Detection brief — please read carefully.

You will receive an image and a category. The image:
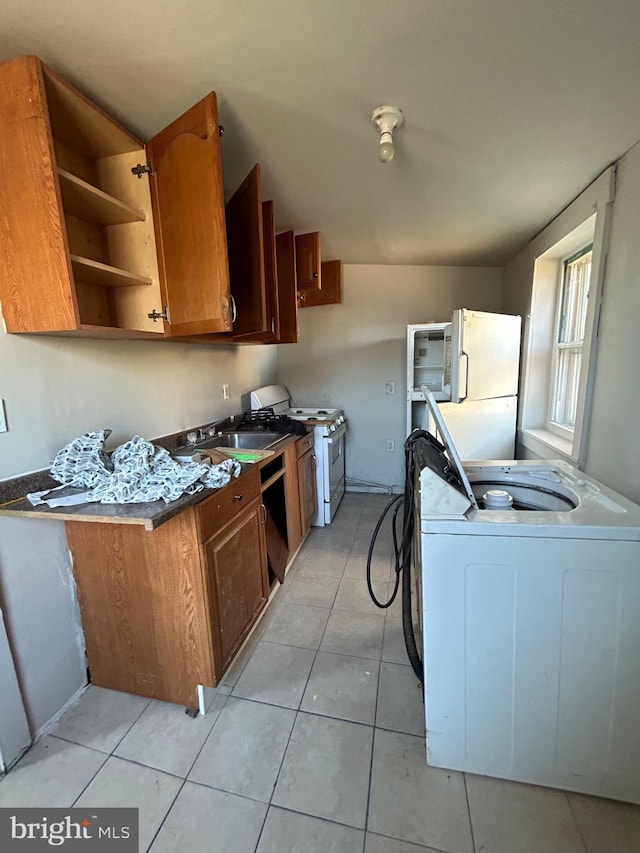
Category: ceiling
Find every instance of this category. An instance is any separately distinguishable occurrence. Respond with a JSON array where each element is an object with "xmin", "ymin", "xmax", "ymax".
[{"xmin": 2, "ymin": 0, "xmax": 640, "ymax": 266}]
